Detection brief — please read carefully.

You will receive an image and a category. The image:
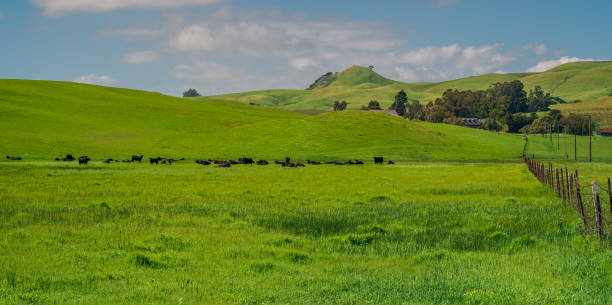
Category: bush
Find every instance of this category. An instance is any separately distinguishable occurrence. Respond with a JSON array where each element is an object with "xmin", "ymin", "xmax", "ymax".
[{"xmin": 182, "ymin": 88, "xmax": 201, "ymax": 97}]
